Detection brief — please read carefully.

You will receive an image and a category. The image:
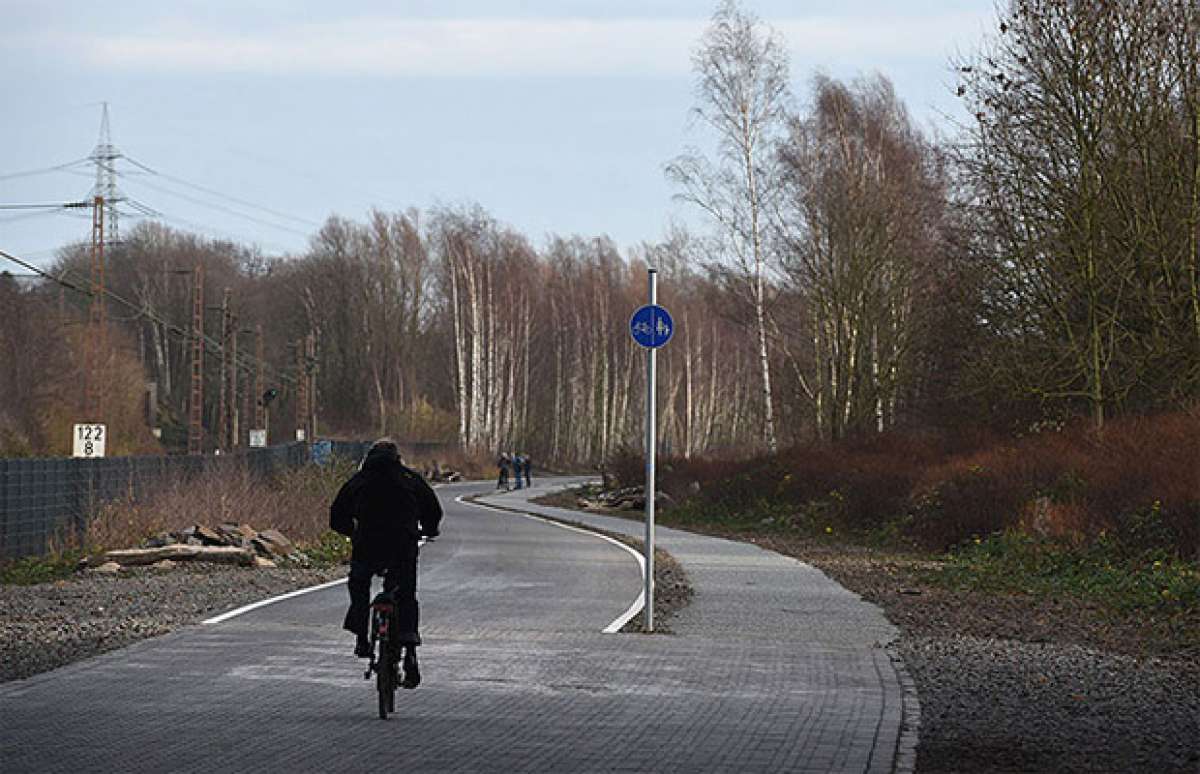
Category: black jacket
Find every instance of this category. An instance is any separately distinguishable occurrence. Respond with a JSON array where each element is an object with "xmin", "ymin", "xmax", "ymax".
[{"xmin": 329, "ymin": 449, "xmax": 443, "ymax": 564}]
